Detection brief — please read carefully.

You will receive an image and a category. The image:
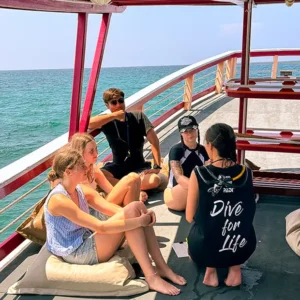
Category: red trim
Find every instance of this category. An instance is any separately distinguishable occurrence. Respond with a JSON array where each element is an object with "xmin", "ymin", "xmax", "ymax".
[
  {"xmin": 0, "ymin": 0, "xmax": 126, "ymax": 14},
  {"xmin": 227, "ymin": 90, "xmax": 300, "ymax": 100},
  {"xmin": 128, "ymin": 59, "xmax": 230, "ymax": 111},
  {"xmin": 246, "ymin": 50, "xmax": 300, "ymax": 58},
  {"xmin": 237, "ymin": 0, "xmax": 252, "ymax": 164},
  {"xmin": 253, "ymin": 171, "xmax": 300, "ymax": 180},
  {"xmin": 0, "ymin": 158, "xmax": 52, "ymax": 200},
  {"xmin": 253, "ymin": 184, "xmax": 300, "ymax": 197},
  {"xmin": 79, "ymin": 13, "xmax": 111, "ymax": 133},
  {"xmin": 112, "ymin": 0, "xmax": 232, "ymax": 5},
  {"xmin": 2, "ymin": 0, "xmax": 300, "ymax": 12},
  {"xmin": 245, "ymin": 130, "xmax": 300, "ymax": 140},
  {"xmin": 152, "ymin": 102, "xmax": 184, "ymax": 127},
  {"xmin": 69, "ymin": 13, "xmax": 88, "ymax": 140},
  {"xmin": 191, "ymin": 86, "xmax": 215, "ymax": 101},
  {"xmin": 240, "ymin": 2, "xmax": 251, "ymax": 86},
  {"xmin": 237, "ymin": 141, "xmax": 300, "ymax": 154},
  {"xmin": 102, "ymin": 153, "xmax": 113, "ymax": 163},
  {"xmin": 0, "ymin": 232, "xmax": 25, "ymax": 261},
  {"xmin": 111, "ymin": 0, "xmax": 300, "ymax": 6}
]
